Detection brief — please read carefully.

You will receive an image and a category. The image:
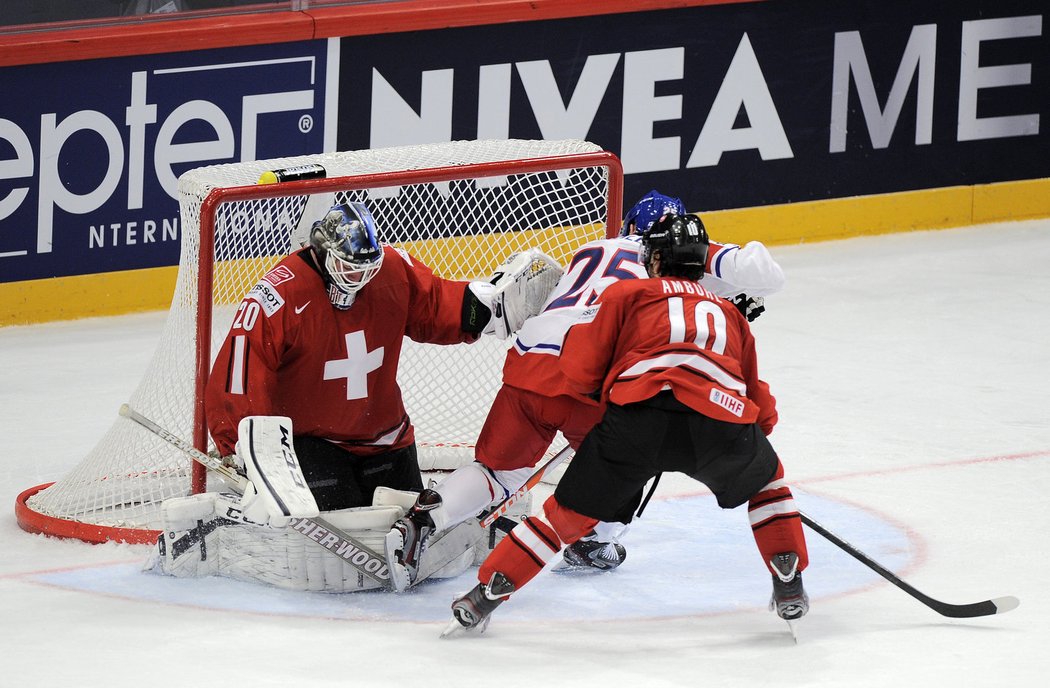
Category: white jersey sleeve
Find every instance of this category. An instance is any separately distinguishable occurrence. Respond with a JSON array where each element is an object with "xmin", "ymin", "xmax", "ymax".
[{"xmin": 702, "ymin": 241, "xmax": 785, "ymax": 298}]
